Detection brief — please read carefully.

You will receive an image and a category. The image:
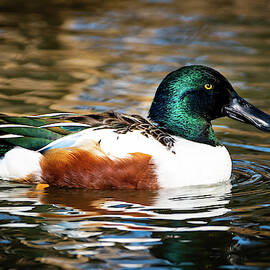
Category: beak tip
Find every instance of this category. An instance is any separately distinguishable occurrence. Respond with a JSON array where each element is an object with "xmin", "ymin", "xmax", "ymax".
[
  {"xmin": 258, "ymin": 124, "xmax": 270, "ymax": 132},
  {"xmin": 224, "ymin": 97, "xmax": 270, "ymax": 133}
]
